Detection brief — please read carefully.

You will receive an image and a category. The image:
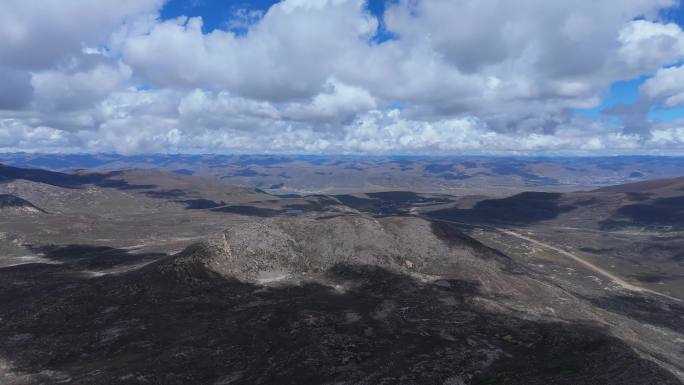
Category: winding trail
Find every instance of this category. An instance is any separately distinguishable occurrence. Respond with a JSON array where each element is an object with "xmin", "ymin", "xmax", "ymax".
[
  {"xmin": 498, "ymin": 228, "xmax": 682, "ymax": 302},
  {"xmin": 423, "ymin": 216, "xmax": 683, "ymax": 303}
]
